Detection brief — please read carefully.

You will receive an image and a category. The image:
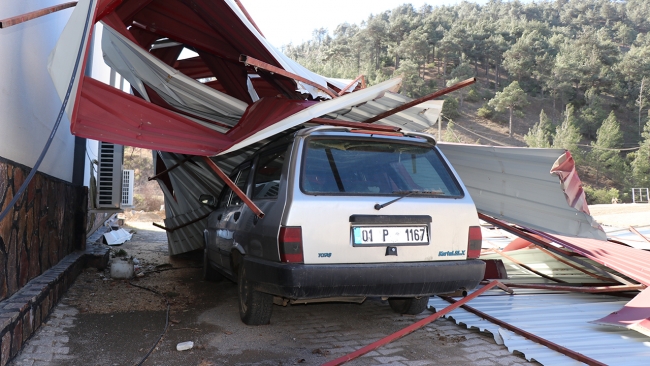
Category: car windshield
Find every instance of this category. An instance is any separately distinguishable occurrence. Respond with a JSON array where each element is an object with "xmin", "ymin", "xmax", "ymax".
[{"xmin": 301, "ymin": 138, "xmax": 463, "ymax": 197}]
